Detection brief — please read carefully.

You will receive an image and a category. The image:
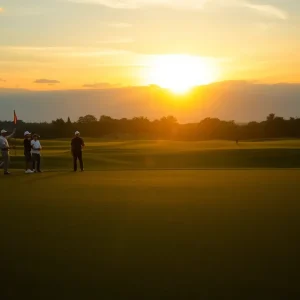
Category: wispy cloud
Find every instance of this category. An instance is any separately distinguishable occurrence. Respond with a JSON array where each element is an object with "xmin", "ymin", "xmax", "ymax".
[
  {"xmin": 0, "ymin": 78, "xmax": 6, "ymax": 82},
  {"xmin": 243, "ymin": 3, "xmax": 288, "ymax": 20},
  {"xmin": 208, "ymin": 0, "xmax": 288, "ymax": 20},
  {"xmin": 34, "ymin": 79, "xmax": 60, "ymax": 84},
  {"xmin": 67, "ymin": 0, "xmax": 288, "ymax": 20}
]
